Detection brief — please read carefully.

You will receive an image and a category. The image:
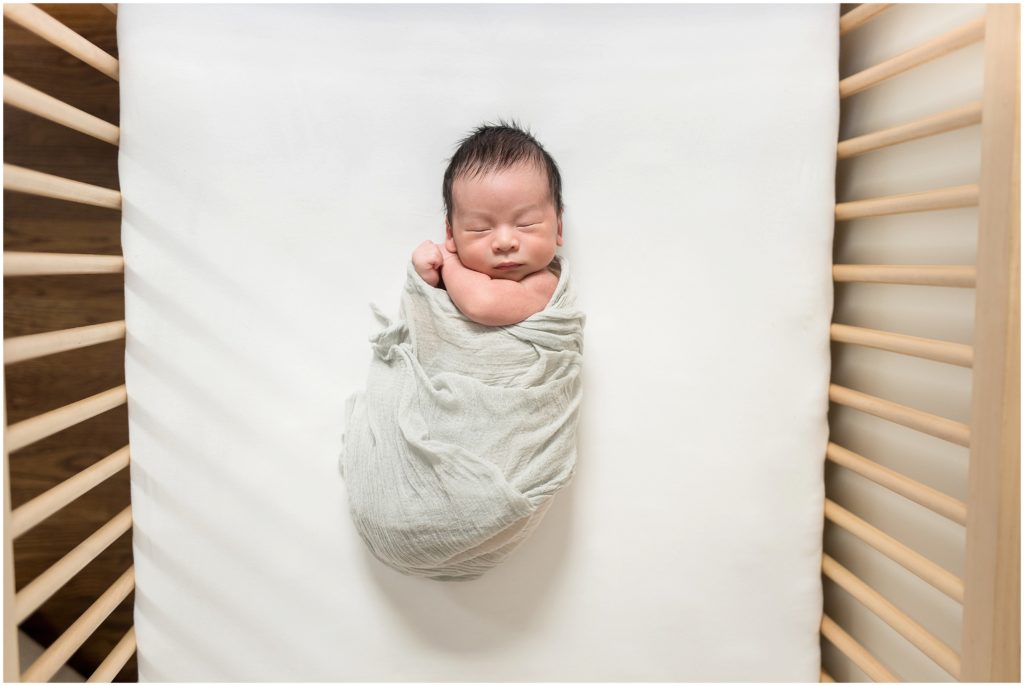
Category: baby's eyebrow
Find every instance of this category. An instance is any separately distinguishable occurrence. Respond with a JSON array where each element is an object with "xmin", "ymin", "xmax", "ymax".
[{"xmin": 463, "ymin": 203, "xmax": 539, "ymax": 219}]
